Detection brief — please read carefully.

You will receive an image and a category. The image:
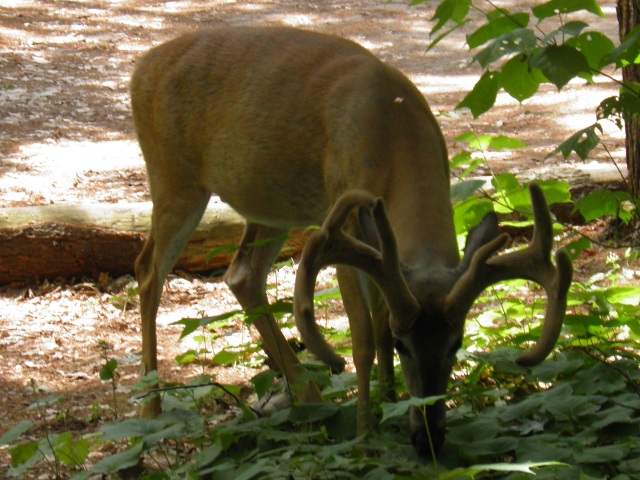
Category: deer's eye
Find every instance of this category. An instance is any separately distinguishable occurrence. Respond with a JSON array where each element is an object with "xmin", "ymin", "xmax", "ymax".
[{"xmin": 393, "ymin": 338, "xmax": 408, "ymax": 355}]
